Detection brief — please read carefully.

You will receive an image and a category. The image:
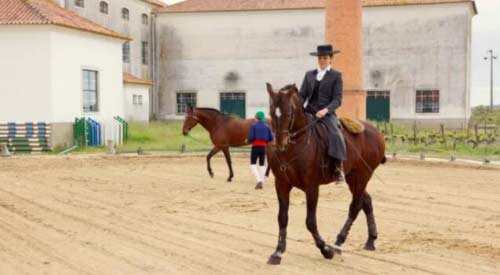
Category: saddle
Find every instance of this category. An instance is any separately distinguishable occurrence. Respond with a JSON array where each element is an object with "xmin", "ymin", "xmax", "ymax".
[{"xmin": 339, "ymin": 117, "xmax": 365, "ymax": 134}]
